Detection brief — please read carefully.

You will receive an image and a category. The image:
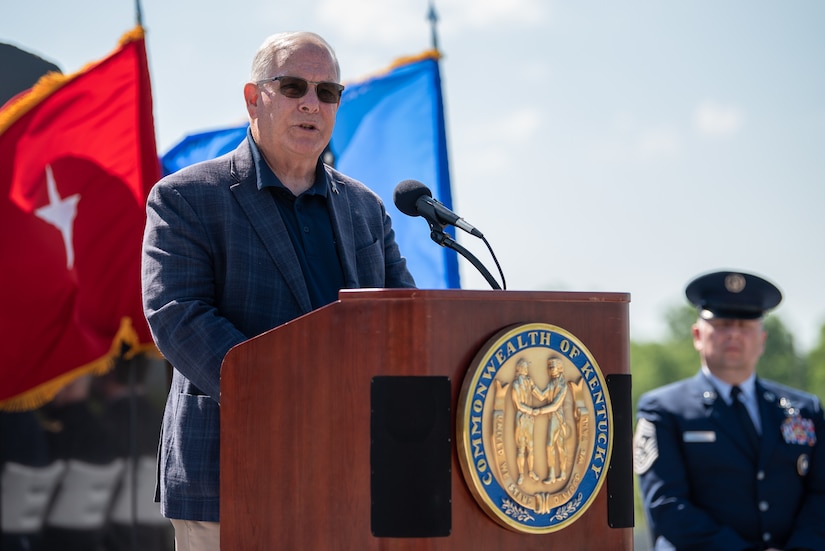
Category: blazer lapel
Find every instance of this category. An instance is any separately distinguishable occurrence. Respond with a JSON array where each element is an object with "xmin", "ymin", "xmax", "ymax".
[
  {"xmin": 325, "ymin": 169, "xmax": 359, "ymax": 288},
  {"xmin": 229, "ymin": 146, "xmax": 312, "ymax": 313}
]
